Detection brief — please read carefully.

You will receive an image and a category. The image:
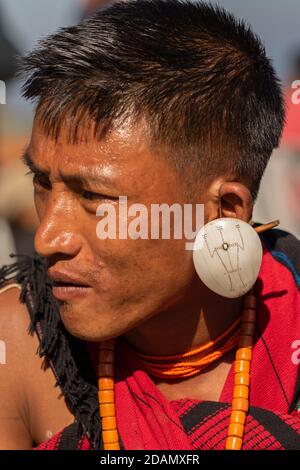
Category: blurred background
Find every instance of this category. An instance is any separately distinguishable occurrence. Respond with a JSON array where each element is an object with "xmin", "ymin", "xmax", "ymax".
[{"xmin": 0, "ymin": 0, "xmax": 300, "ymax": 266}]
